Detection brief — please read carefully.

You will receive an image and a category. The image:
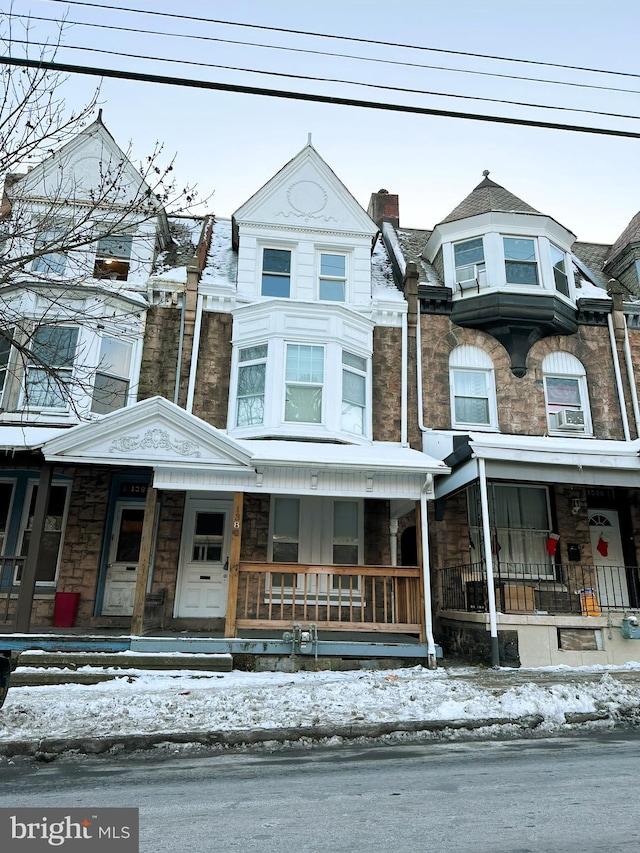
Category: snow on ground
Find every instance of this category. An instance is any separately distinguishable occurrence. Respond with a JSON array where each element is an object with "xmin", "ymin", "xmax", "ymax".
[{"xmin": 2, "ymin": 664, "xmax": 640, "ymax": 744}]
